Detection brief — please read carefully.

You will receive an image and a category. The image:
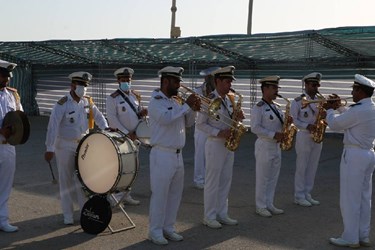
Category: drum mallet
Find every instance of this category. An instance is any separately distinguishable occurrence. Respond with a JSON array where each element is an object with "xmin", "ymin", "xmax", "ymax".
[{"xmin": 48, "ymin": 161, "xmax": 58, "ymax": 184}]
